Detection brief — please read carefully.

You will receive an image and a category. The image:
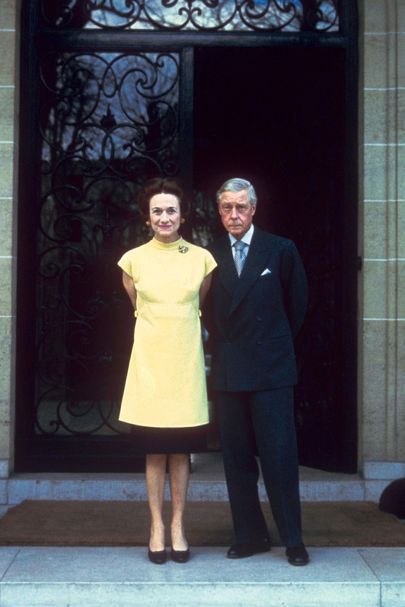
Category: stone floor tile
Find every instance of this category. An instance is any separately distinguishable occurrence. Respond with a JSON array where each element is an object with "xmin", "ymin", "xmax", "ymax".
[
  {"xmin": 0, "ymin": 547, "xmax": 382, "ymax": 607},
  {"xmin": 0, "ymin": 547, "xmax": 19, "ymax": 579},
  {"xmin": 0, "ymin": 547, "xmax": 378, "ymax": 584},
  {"xmin": 359, "ymin": 549, "xmax": 405, "ymax": 607}
]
